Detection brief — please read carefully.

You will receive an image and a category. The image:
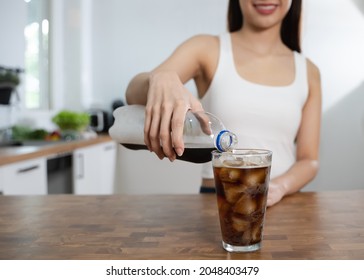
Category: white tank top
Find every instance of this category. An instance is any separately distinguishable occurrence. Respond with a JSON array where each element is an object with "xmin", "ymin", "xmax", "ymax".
[{"xmin": 201, "ymin": 33, "xmax": 309, "ymax": 179}]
